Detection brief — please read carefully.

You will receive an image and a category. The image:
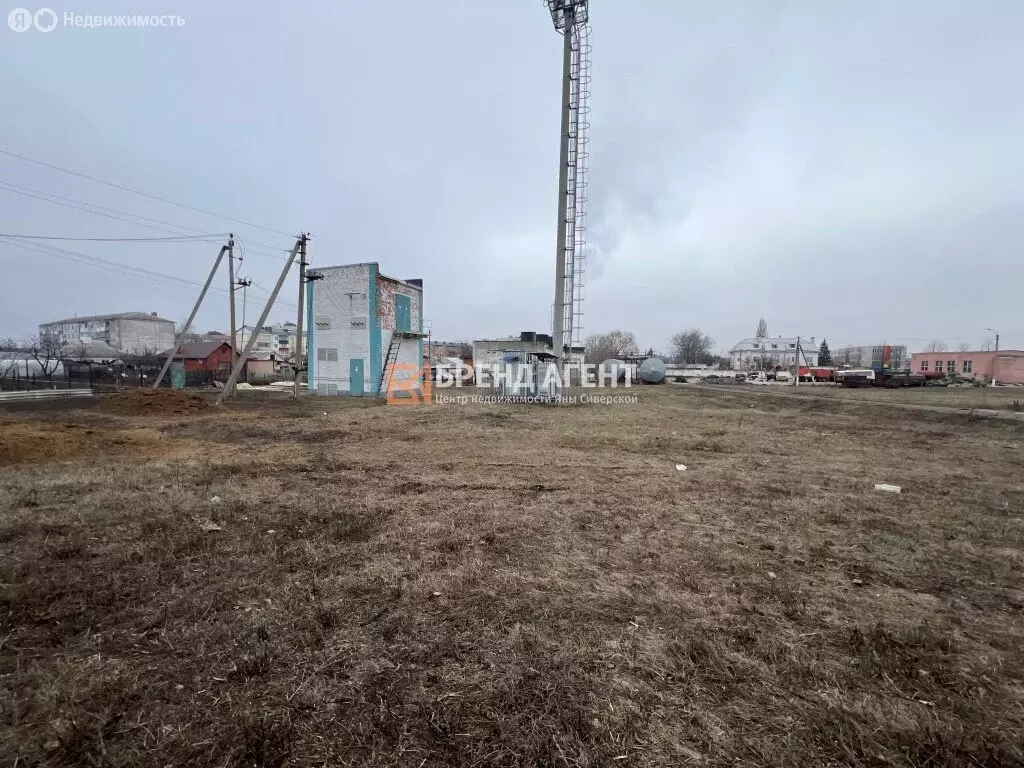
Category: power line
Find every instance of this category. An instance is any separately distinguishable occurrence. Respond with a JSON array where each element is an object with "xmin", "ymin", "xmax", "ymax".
[
  {"xmin": 0, "ymin": 236, "xmax": 224, "ymax": 293},
  {"xmin": 0, "ymin": 235, "xmax": 299, "ymax": 311},
  {"xmin": 0, "ymin": 180, "xmax": 292, "ymax": 260},
  {"xmin": 0, "ymin": 147, "xmax": 297, "ymax": 239},
  {"xmin": 1, "ymin": 236, "xmax": 221, "ymax": 287},
  {"xmin": 0, "ymin": 233, "xmax": 224, "ymax": 242}
]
